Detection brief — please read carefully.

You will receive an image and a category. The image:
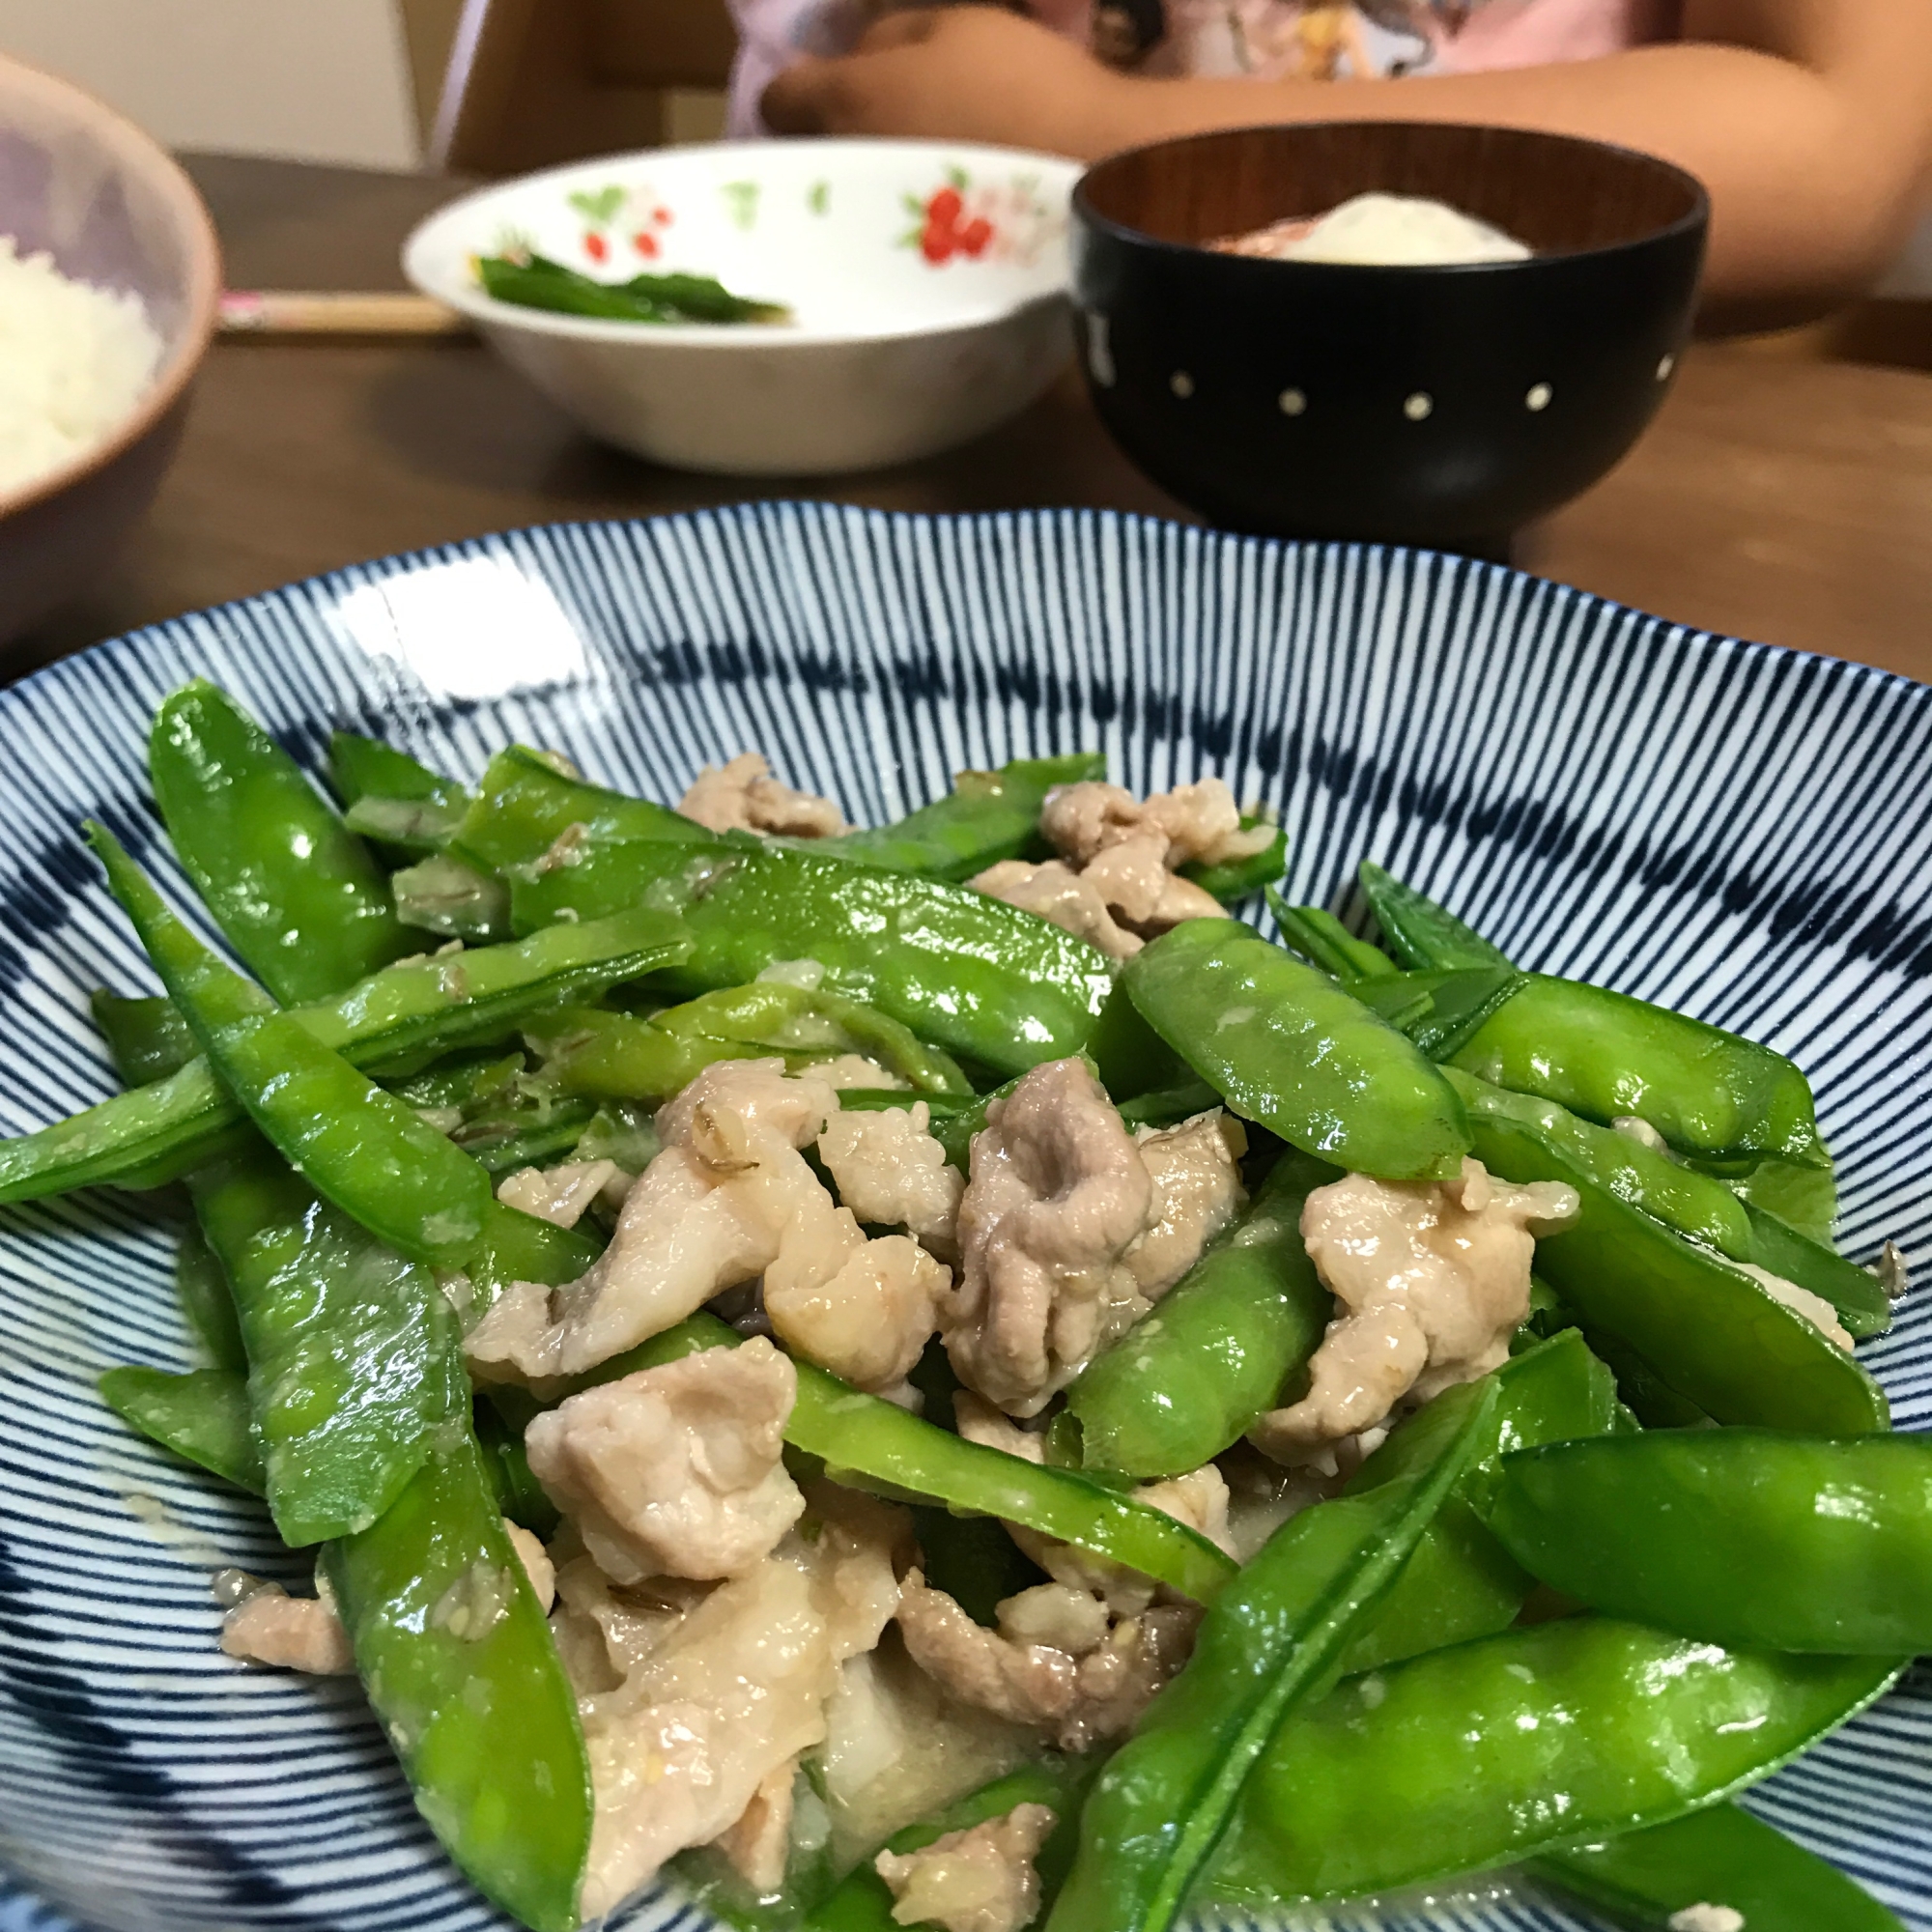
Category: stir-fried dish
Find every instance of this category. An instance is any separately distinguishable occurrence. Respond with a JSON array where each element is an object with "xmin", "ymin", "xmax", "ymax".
[{"xmin": 6, "ymin": 681, "xmax": 1921, "ymax": 1932}]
